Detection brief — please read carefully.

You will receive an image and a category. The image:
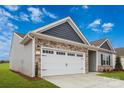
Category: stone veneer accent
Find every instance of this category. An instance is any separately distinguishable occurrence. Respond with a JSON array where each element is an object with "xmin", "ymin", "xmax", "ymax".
[
  {"xmin": 98, "ymin": 66, "xmax": 113, "ymax": 72},
  {"xmin": 34, "ymin": 38, "xmax": 89, "ymax": 77}
]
